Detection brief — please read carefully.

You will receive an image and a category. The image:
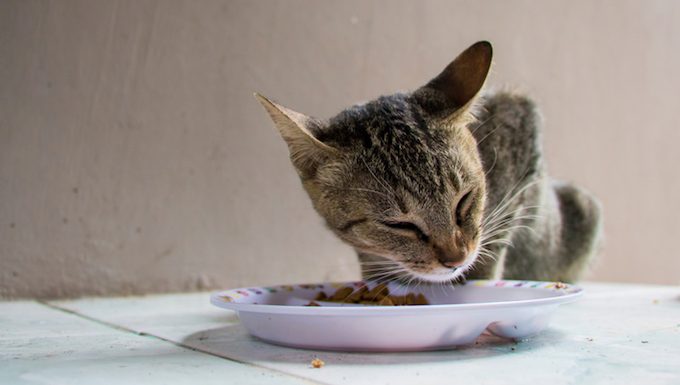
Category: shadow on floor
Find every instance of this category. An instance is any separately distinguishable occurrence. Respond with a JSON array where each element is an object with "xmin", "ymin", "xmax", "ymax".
[{"xmin": 180, "ymin": 323, "xmax": 565, "ymax": 365}]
